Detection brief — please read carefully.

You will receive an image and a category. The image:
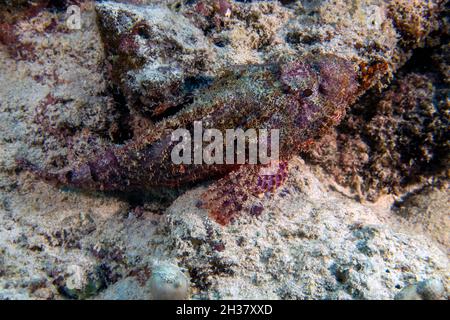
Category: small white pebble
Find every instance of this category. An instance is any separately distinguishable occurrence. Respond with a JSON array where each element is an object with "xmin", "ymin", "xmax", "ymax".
[{"xmin": 149, "ymin": 262, "xmax": 190, "ymax": 300}]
